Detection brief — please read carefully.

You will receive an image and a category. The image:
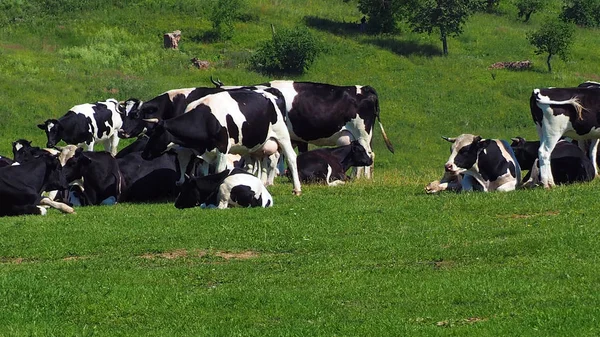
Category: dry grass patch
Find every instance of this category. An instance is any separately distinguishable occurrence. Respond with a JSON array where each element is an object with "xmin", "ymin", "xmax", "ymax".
[{"xmin": 139, "ymin": 249, "xmax": 260, "ymax": 261}]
